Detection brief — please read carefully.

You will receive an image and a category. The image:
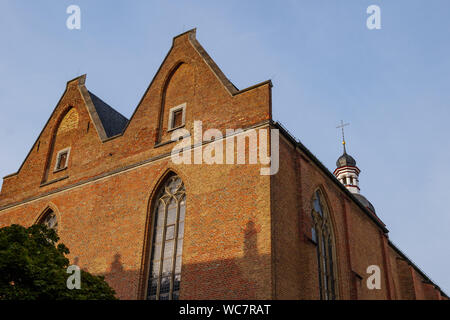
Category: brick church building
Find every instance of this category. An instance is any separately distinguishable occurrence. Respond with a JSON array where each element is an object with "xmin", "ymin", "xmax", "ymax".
[{"xmin": 0, "ymin": 29, "xmax": 447, "ymax": 300}]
